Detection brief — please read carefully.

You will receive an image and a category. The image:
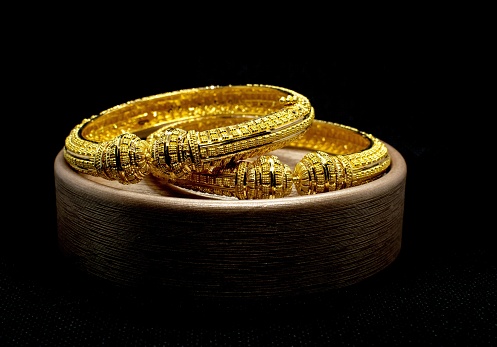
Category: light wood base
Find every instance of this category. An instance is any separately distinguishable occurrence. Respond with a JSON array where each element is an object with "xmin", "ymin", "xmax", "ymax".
[{"xmin": 54, "ymin": 144, "xmax": 407, "ymax": 299}]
